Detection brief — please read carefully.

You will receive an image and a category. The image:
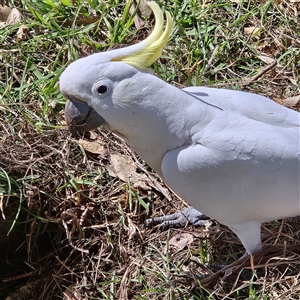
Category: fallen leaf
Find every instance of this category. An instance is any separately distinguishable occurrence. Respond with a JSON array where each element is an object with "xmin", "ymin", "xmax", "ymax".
[
  {"xmin": 107, "ymin": 153, "xmax": 151, "ymax": 190},
  {"xmin": 255, "ymin": 40, "xmax": 269, "ymax": 52},
  {"xmin": 137, "ymin": 0, "xmax": 151, "ymax": 16},
  {"xmin": 16, "ymin": 24, "xmax": 27, "ymax": 41},
  {"xmin": 78, "ymin": 138, "xmax": 107, "ymax": 155},
  {"xmin": 107, "ymin": 153, "xmax": 136, "ymax": 181},
  {"xmin": 127, "ymin": 0, "xmax": 150, "ymax": 30},
  {"xmin": 273, "ymin": 97, "xmax": 283, "ymax": 105},
  {"xmin": 63, "ymin": 15, "xmax": 99, "ymax": 27},
  {"xmin": 282, "ymin": 95, "xmax": 300, "ymax": 107},
  {"xmin": 127, "ymin": 216, "xmax": 141, "ymax": 241},
  {"xmin": 167, "ymin": 233, "xmax": 194, "ymax": 251},
  {"xmin": 0, "ymin": 5, "xmax": 23, "ymax": 43},
  {"xmin": 257, "ymin": 55, "xmax": 276, "ymax": 65},
  {"xmin": 244, "ymin": 26, "xmax": 261, "ymax": 39},
  {"xmin": 129, "ymin": 2, "xmax": 144, "ymax": 30},
  {"xmin": 6, "ymin": 7, "xmax": 21, "ymax": 25},
  {"xmin": 0, "ymin": 6, "xmax": 11, "ymax": 23},
  {"xmin": 0, "ymin": 6, "xmax": 21, "ymax": 26},
  {"xmin": 89, "ymin": 131, "xmax": 98, "ymax": 140}
]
